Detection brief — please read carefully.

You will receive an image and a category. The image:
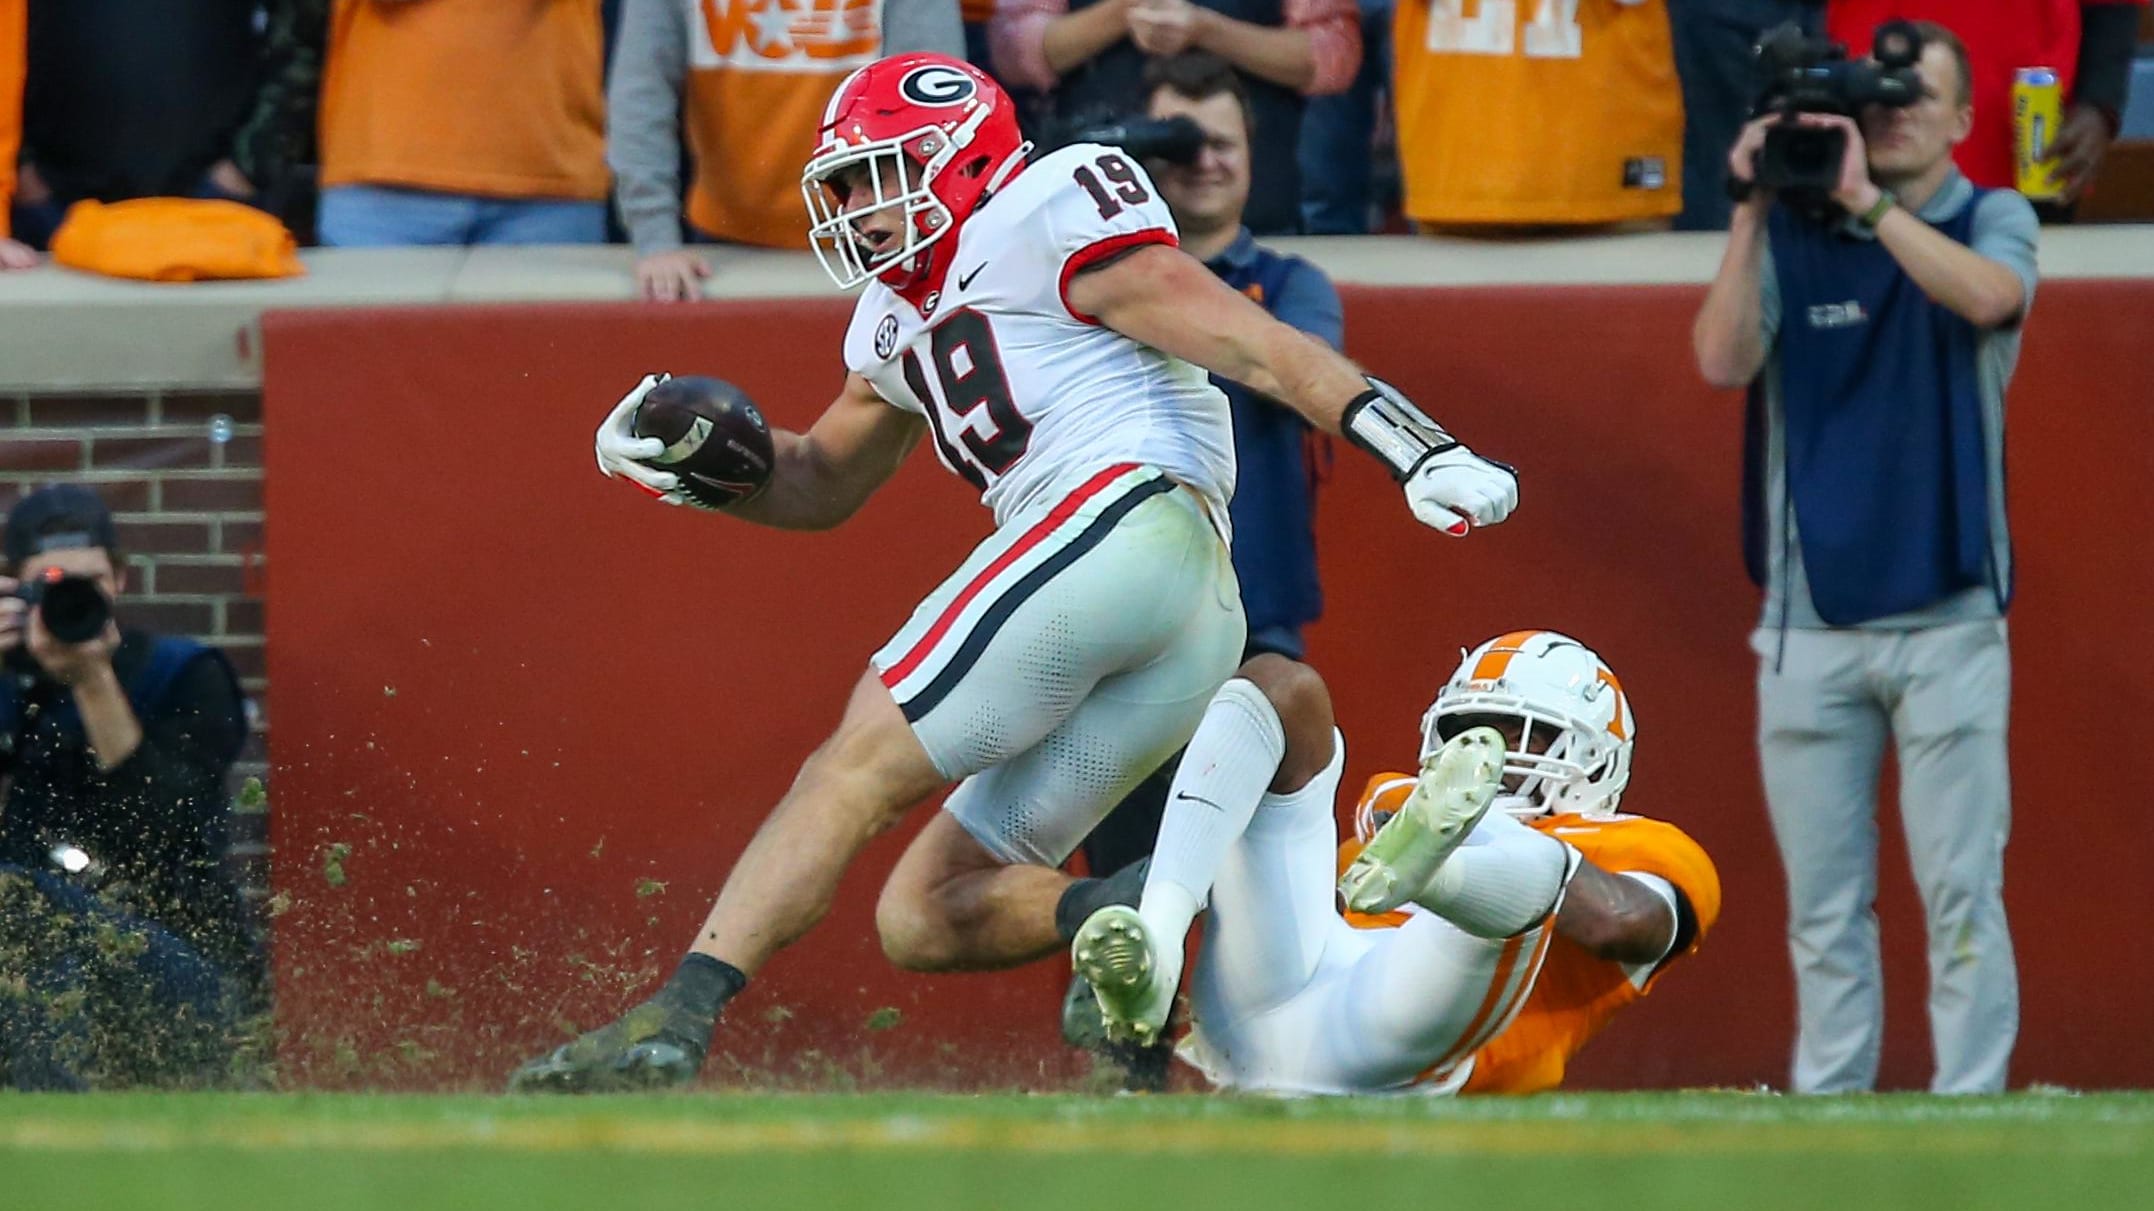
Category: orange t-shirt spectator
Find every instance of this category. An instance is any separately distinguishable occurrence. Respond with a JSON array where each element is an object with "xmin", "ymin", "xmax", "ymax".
[
  {"xmin": 317, "ymin": 0, "xmax": 609, "ymax": 246},
  {"xmin": 1, "ymin": 0, "xmax": 29, "ymax": 267},
  {"xmin": 1391, "ymin": 0, "xmax": 1683, "ymax": 228}
]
